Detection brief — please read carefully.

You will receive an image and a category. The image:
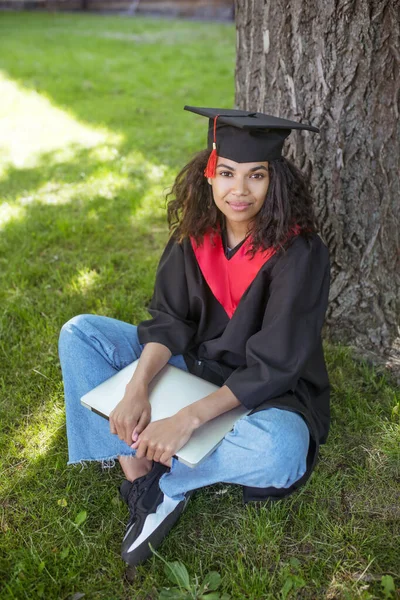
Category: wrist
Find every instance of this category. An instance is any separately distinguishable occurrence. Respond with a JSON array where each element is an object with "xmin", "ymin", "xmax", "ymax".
[
  {"xmin": 178, "ymin": 406, "xmax": 202, "ymax": 431},
  {"xmin": 126, "ymin": 379, "xmax": 148, "ymax": 396}
]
